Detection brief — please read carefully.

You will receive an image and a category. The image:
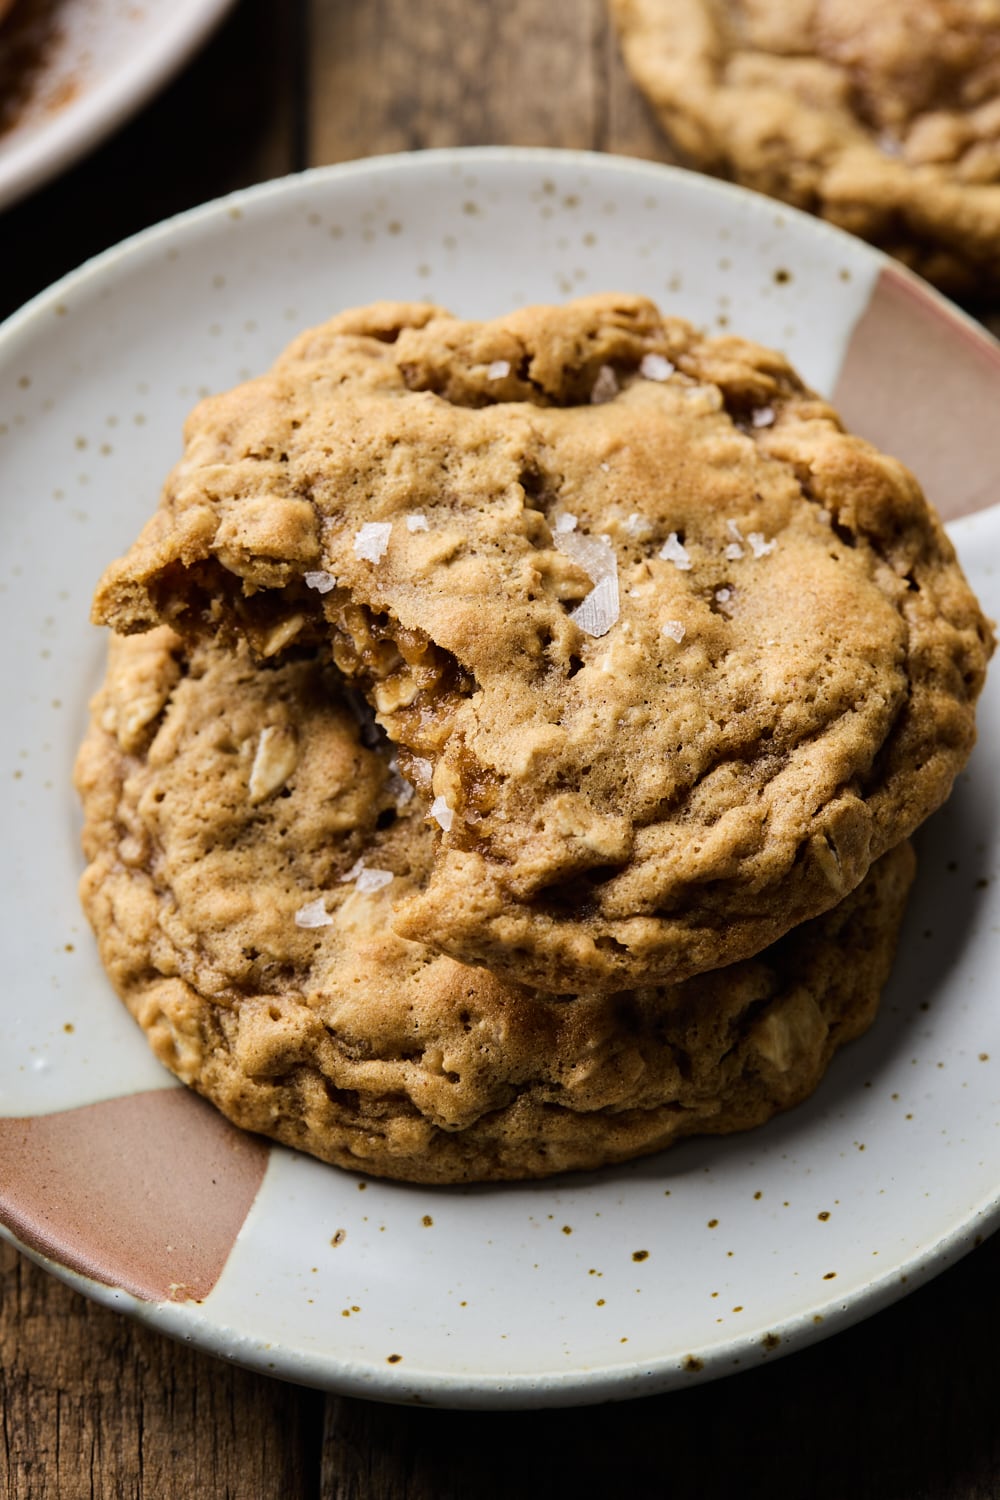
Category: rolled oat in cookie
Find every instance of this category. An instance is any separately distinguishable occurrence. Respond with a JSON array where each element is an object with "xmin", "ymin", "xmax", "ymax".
[
  {"xmin": 75, "ymin": 629, "xmax": 916, "ymax": 1184},
  {"xmin": 91, "ymin": 295, "xmax": 992, "ymax": 992},
  {"xmin": 611, "ymin": 0, "xmax": 1000, "ymax": 291}
]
